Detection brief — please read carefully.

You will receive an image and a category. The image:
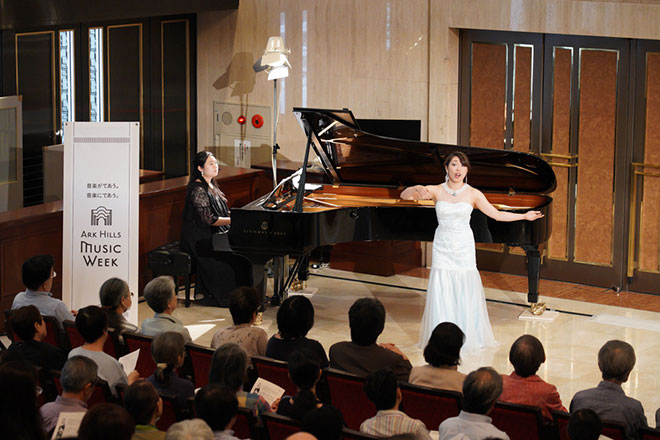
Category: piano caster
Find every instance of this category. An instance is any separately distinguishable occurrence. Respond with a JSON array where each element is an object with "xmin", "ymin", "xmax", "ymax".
[
  {"xmin": 291, "ymin": 279, "xmax": 306, "ymax": 291},
  {"xmin": 530, "ymin": 302, "xmax": 546, "ymax": 315}
]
